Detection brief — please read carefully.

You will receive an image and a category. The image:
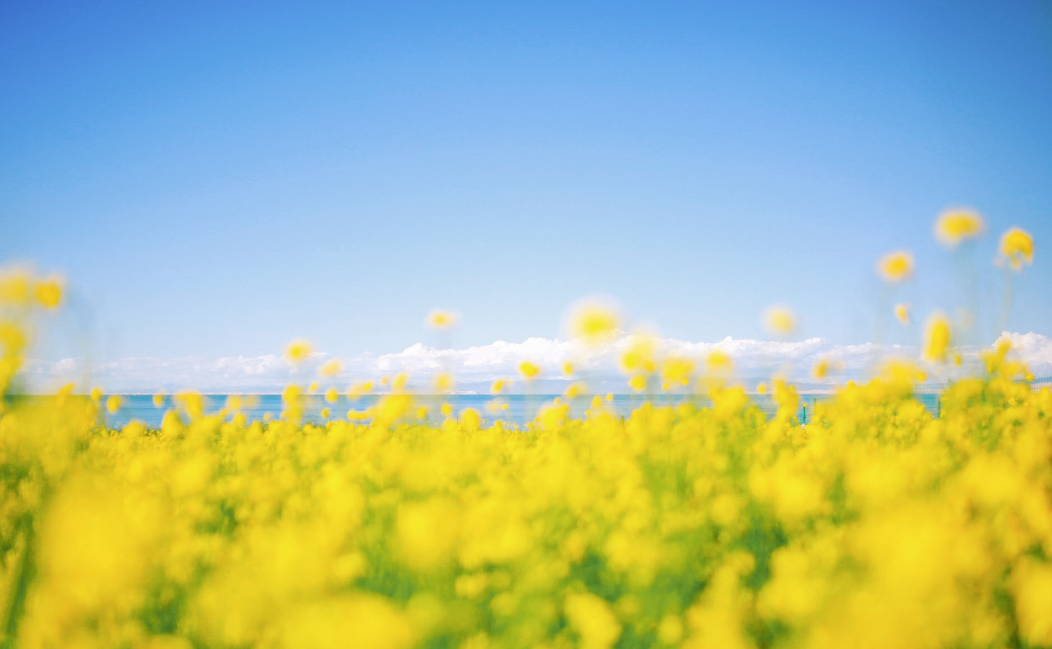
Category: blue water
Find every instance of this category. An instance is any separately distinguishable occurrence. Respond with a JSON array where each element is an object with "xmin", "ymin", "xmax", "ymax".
[{"xmin": 102, "ymin": 392, "xmax": 943, "ymax": 429}]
